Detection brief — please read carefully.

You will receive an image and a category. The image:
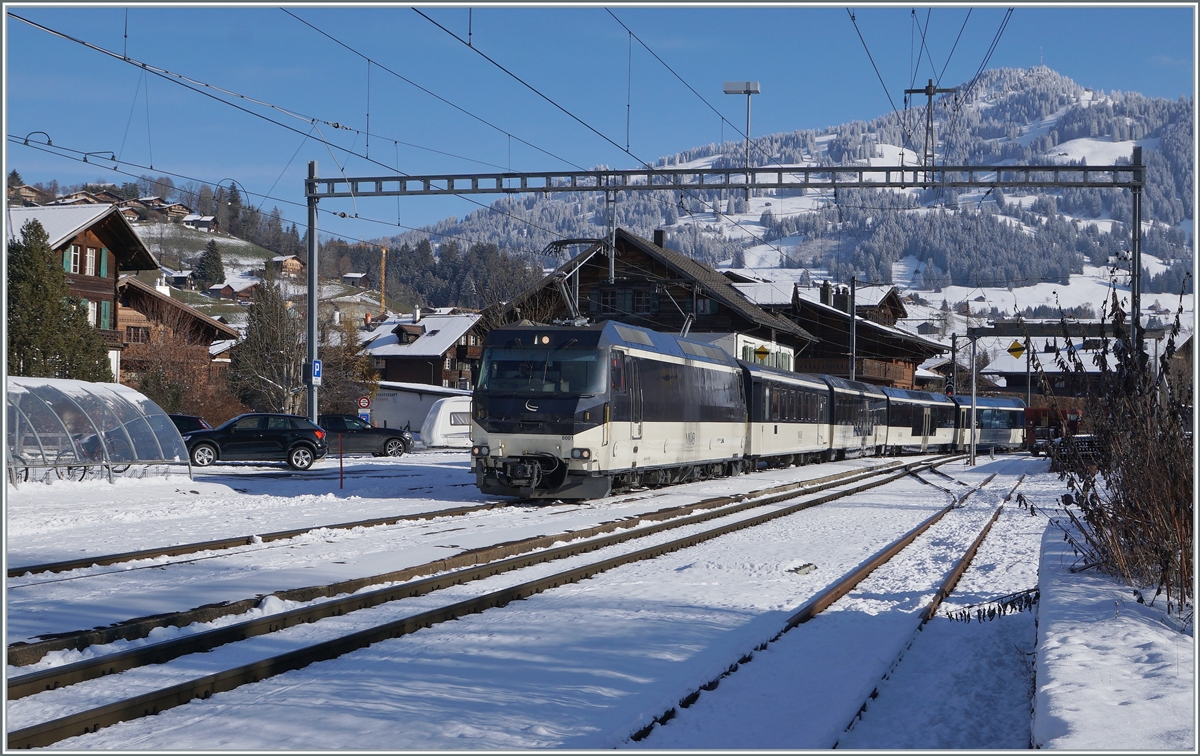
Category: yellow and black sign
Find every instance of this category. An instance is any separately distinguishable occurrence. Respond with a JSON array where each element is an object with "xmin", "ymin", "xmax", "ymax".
[
  {"xmin": 754, "ymin": 345, "xmax": 770, "ymax": 360},
  {"xmin": 1007, "ymin": 340, "xmax": 1026, "ymax": 360}
]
